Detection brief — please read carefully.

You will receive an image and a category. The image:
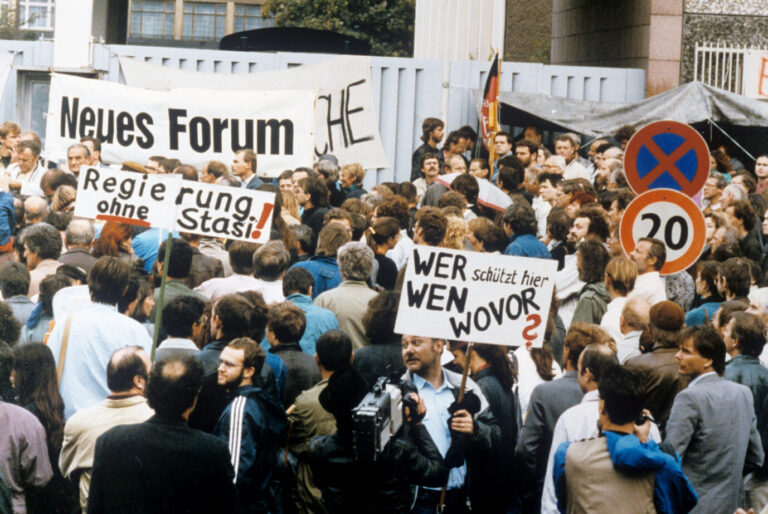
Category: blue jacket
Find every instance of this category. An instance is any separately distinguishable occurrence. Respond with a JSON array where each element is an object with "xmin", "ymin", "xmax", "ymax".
[
  {"xmin": 214, "ymin": 385, "xmax": 287, "ymax": 512},
  {"xmin": 504, "ymin": 233, "xmax": 552, "ymax": 259},
  {"xmin": 0, "ymin": 191, "xmax": 14, "ymax": 247},
  {"xmin": 684, "ymin": 301, "xmax": 721, "ymax": 327},
  {"xmin": 289, "ymin": 255, "xmax": 342, "ymax": 298},
  {"xmin": 286, "ymin": 293, "xmax": 339, "ymax": 355},
  {"xmin": 554, "ymin": 431, "xmax": 697, "ymax": 514}
]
